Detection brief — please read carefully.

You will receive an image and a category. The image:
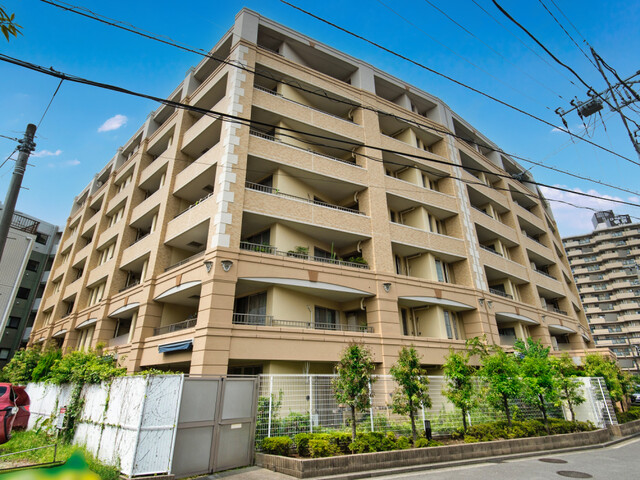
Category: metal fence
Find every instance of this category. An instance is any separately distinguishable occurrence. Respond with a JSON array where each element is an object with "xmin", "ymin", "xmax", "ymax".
[{"xmin": 256, "ymin": 375, "xmax": 617, "ymax": 440}]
